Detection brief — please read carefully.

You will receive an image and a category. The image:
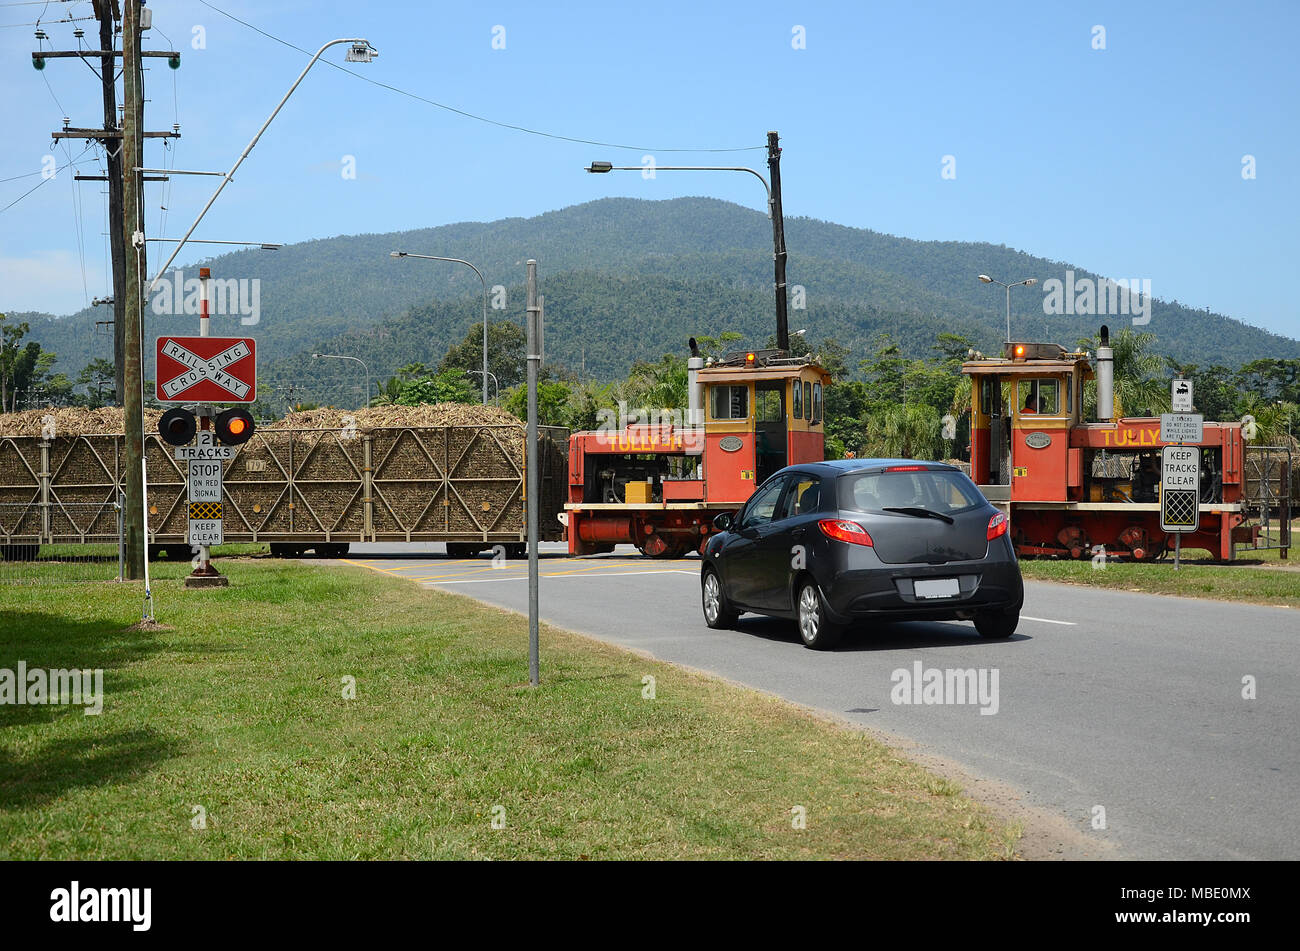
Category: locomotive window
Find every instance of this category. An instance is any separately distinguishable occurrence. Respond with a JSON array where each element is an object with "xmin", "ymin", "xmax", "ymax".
[
  {"xmin": 757, "ymin": 388, "xmax": 783, "ymax": 423},
  {"xmin": 709, "ymin": 385, "xmax": 749, "ymax": 420},
  {"xmin": 803, "ymin": 382, "xmax": 812, "ymax": 419},
  {"xmin": 792, "ymin": 380, "xmax": 803, "ymax": 419},
  {"xmin": 1020, "ymin": 379, "xmax": 1059, "ymax": 415},
  {"xmin": 981, "ymin": 380, "xmax": 992, "ymax": 415},
  {"xmin": 812, "ymin": 383, "xmax": 823, "ymax": 425}
]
